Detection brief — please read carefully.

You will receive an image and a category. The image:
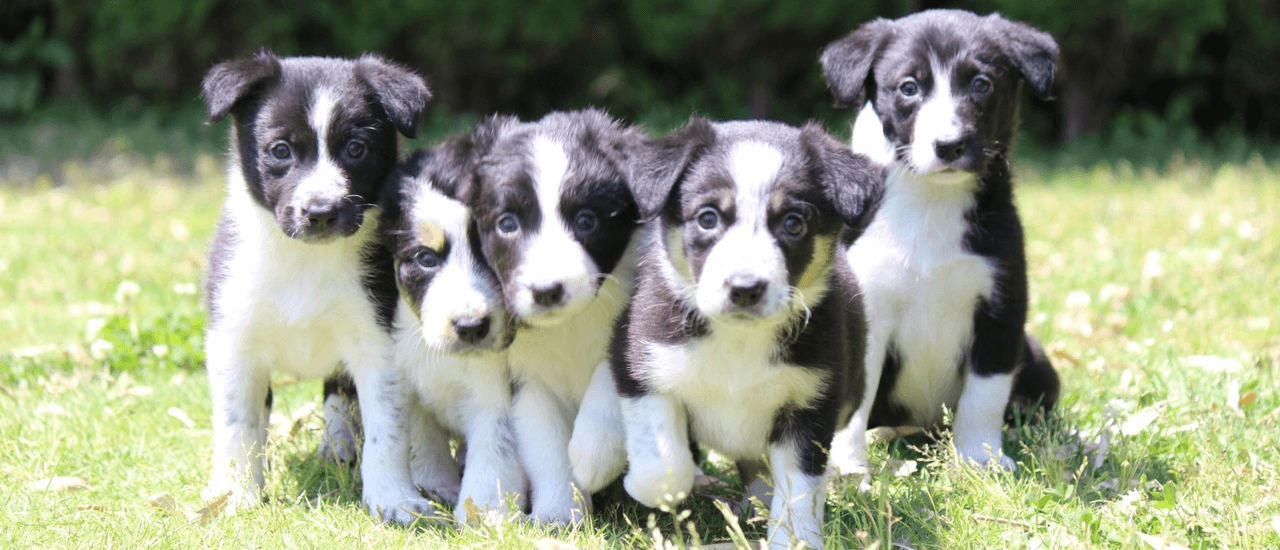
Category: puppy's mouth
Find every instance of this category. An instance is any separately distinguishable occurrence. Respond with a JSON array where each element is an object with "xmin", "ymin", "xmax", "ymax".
[{"xmin": 278, "ymin": 203, "xmax": 367, "ymax": 242}]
